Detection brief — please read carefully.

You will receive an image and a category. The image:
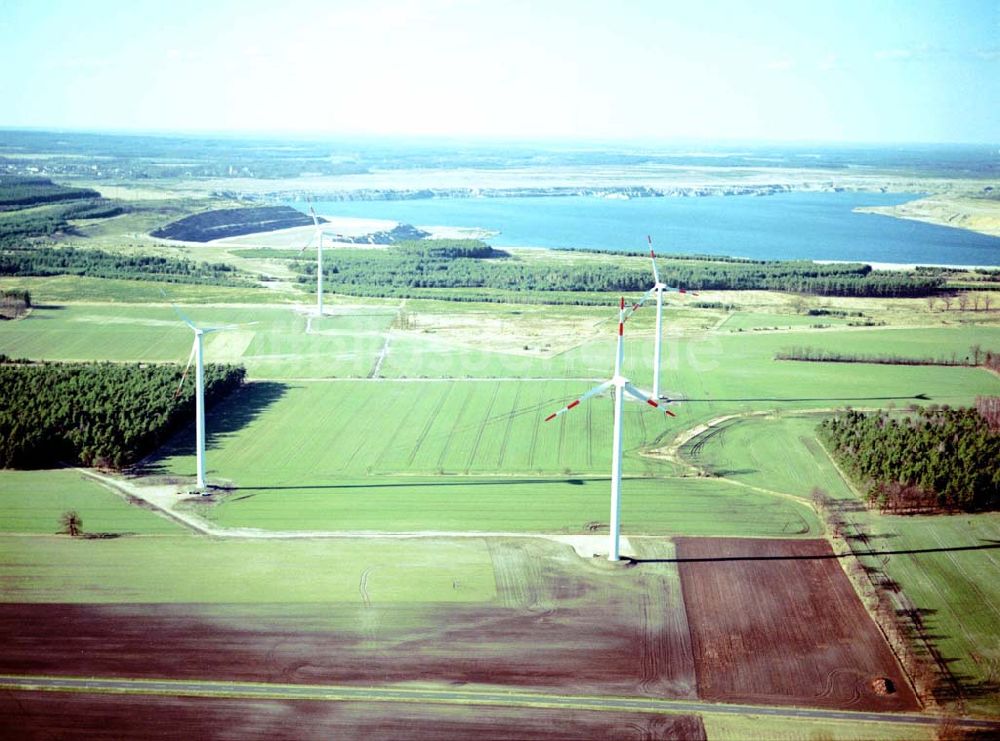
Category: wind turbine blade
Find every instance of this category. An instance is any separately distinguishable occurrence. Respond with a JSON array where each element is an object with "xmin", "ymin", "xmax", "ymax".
[
  {"xmin": 624, "ymin": 287, "xmax": 657, "ymax": 321},
  {"xmin": 309, "ymin": 206, "xmax": 320, "ymax": 228},
  {"xmin": 169, "ymin": 304, "xmax": 197, "ymax": 329},
  {"xmin": 623, "ymin": 382, "xmax": 676, "ymax": 417},
  {"xmin": 543, "ymin": 380, "xmax": 614, "ymax": 422},
  {"xmin": 175, "ymin": 339, "xmax": 197, "ymax": 397},
  {"xmin": 648, "ymin": 235, "xmax": 660, "ymax": 284}
]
